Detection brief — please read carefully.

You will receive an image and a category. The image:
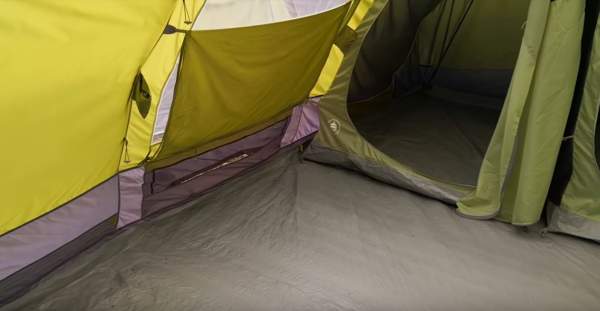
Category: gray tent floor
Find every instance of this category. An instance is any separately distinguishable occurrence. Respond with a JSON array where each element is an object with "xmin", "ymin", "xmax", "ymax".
[
  {"xmin": 351, "ymin": 91, "xmax": 500, "ymax": 186},
  {"xmin": 5, "ymin": 150, "xmax": 600, "ymax": 311}
]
